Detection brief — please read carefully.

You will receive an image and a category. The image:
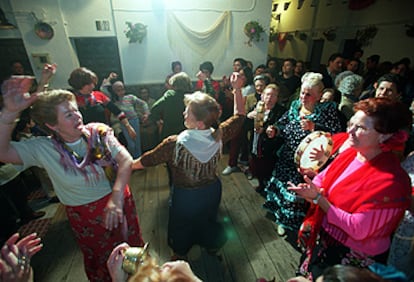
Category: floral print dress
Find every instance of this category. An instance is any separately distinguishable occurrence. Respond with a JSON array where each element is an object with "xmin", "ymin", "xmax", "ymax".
[{"xmin": 263, "ymin": 100, "xmax": 342, "ymax": 231}]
